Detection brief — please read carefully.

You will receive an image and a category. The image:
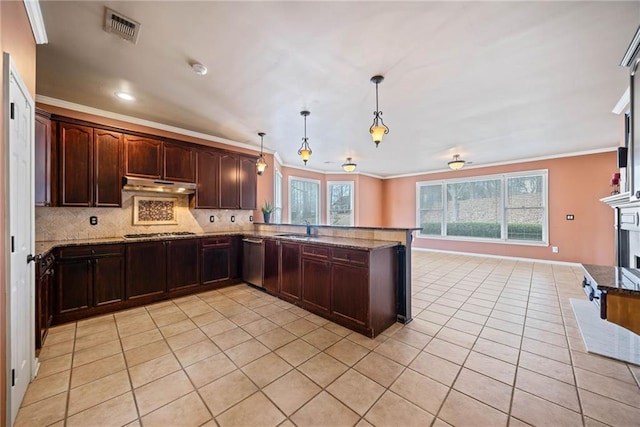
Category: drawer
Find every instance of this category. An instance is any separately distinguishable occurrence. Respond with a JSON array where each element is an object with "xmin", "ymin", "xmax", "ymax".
[
  {"xmin": 57, "ymin": 246, "xmax": 92, "ymax": 259},
  {"xmin": 91, "ymin": 244, "xmax": 124, "ymax": 257},
  {"xmin": 332, "ymin": 248, "xmax": 369, "ymax": 266},
  {"xmin": 302, "ymin": 245, "xmax": 330, "ymax": 259},
  {"xmin": 202, "ymin": 237, "xmax": 230, "ymax": 247}
]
